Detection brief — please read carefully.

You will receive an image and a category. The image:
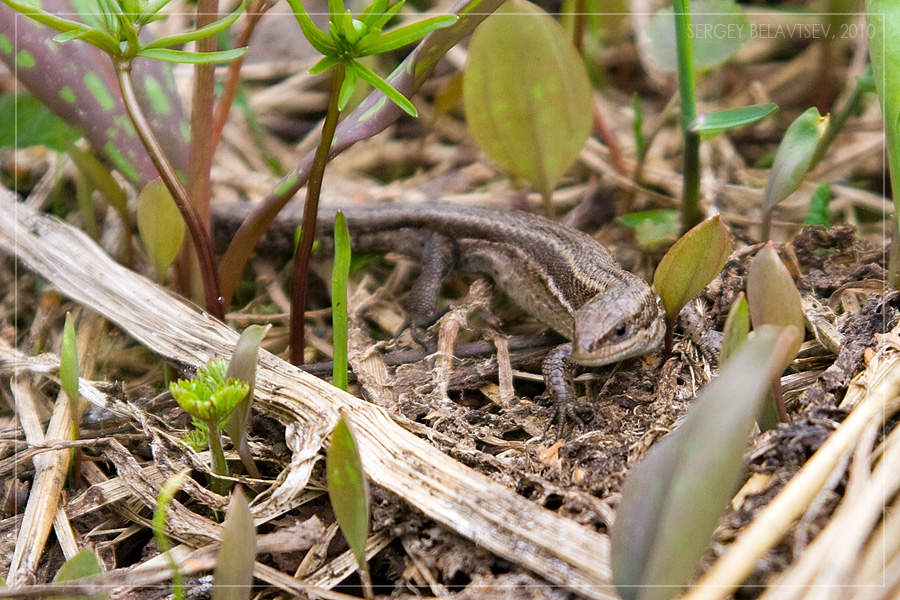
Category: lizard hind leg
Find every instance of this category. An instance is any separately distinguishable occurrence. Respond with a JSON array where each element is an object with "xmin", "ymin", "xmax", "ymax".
[{"xmin": 401, "ymin": 231, "xmax": 456, "ymax": 348}]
